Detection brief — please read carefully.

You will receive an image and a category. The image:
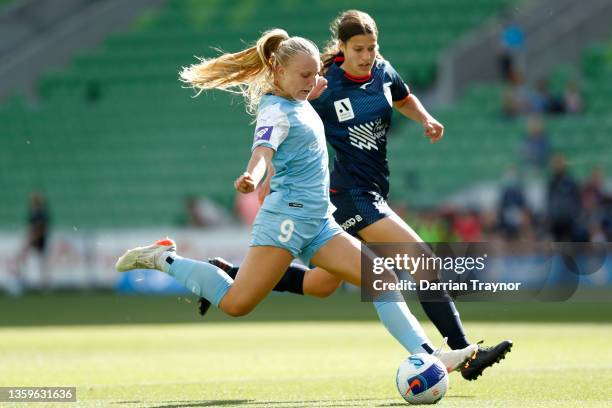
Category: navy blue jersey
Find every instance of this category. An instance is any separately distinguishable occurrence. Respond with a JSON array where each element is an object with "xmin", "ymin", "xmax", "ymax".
[{"xmin": 311, "ymin": 58, "xmax": 410, "ymax": 198}]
